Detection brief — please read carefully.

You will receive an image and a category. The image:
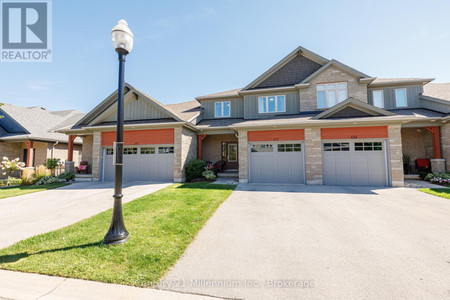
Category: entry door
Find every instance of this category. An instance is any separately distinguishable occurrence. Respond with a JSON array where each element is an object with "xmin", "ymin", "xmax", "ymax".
[
  {"xmin": 322, "ymin": 141, "xmax": 387, "ymax": 186},
  {"xmin": 222, "ymin": 142, "xmax": 238, "ymax": 170}
]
